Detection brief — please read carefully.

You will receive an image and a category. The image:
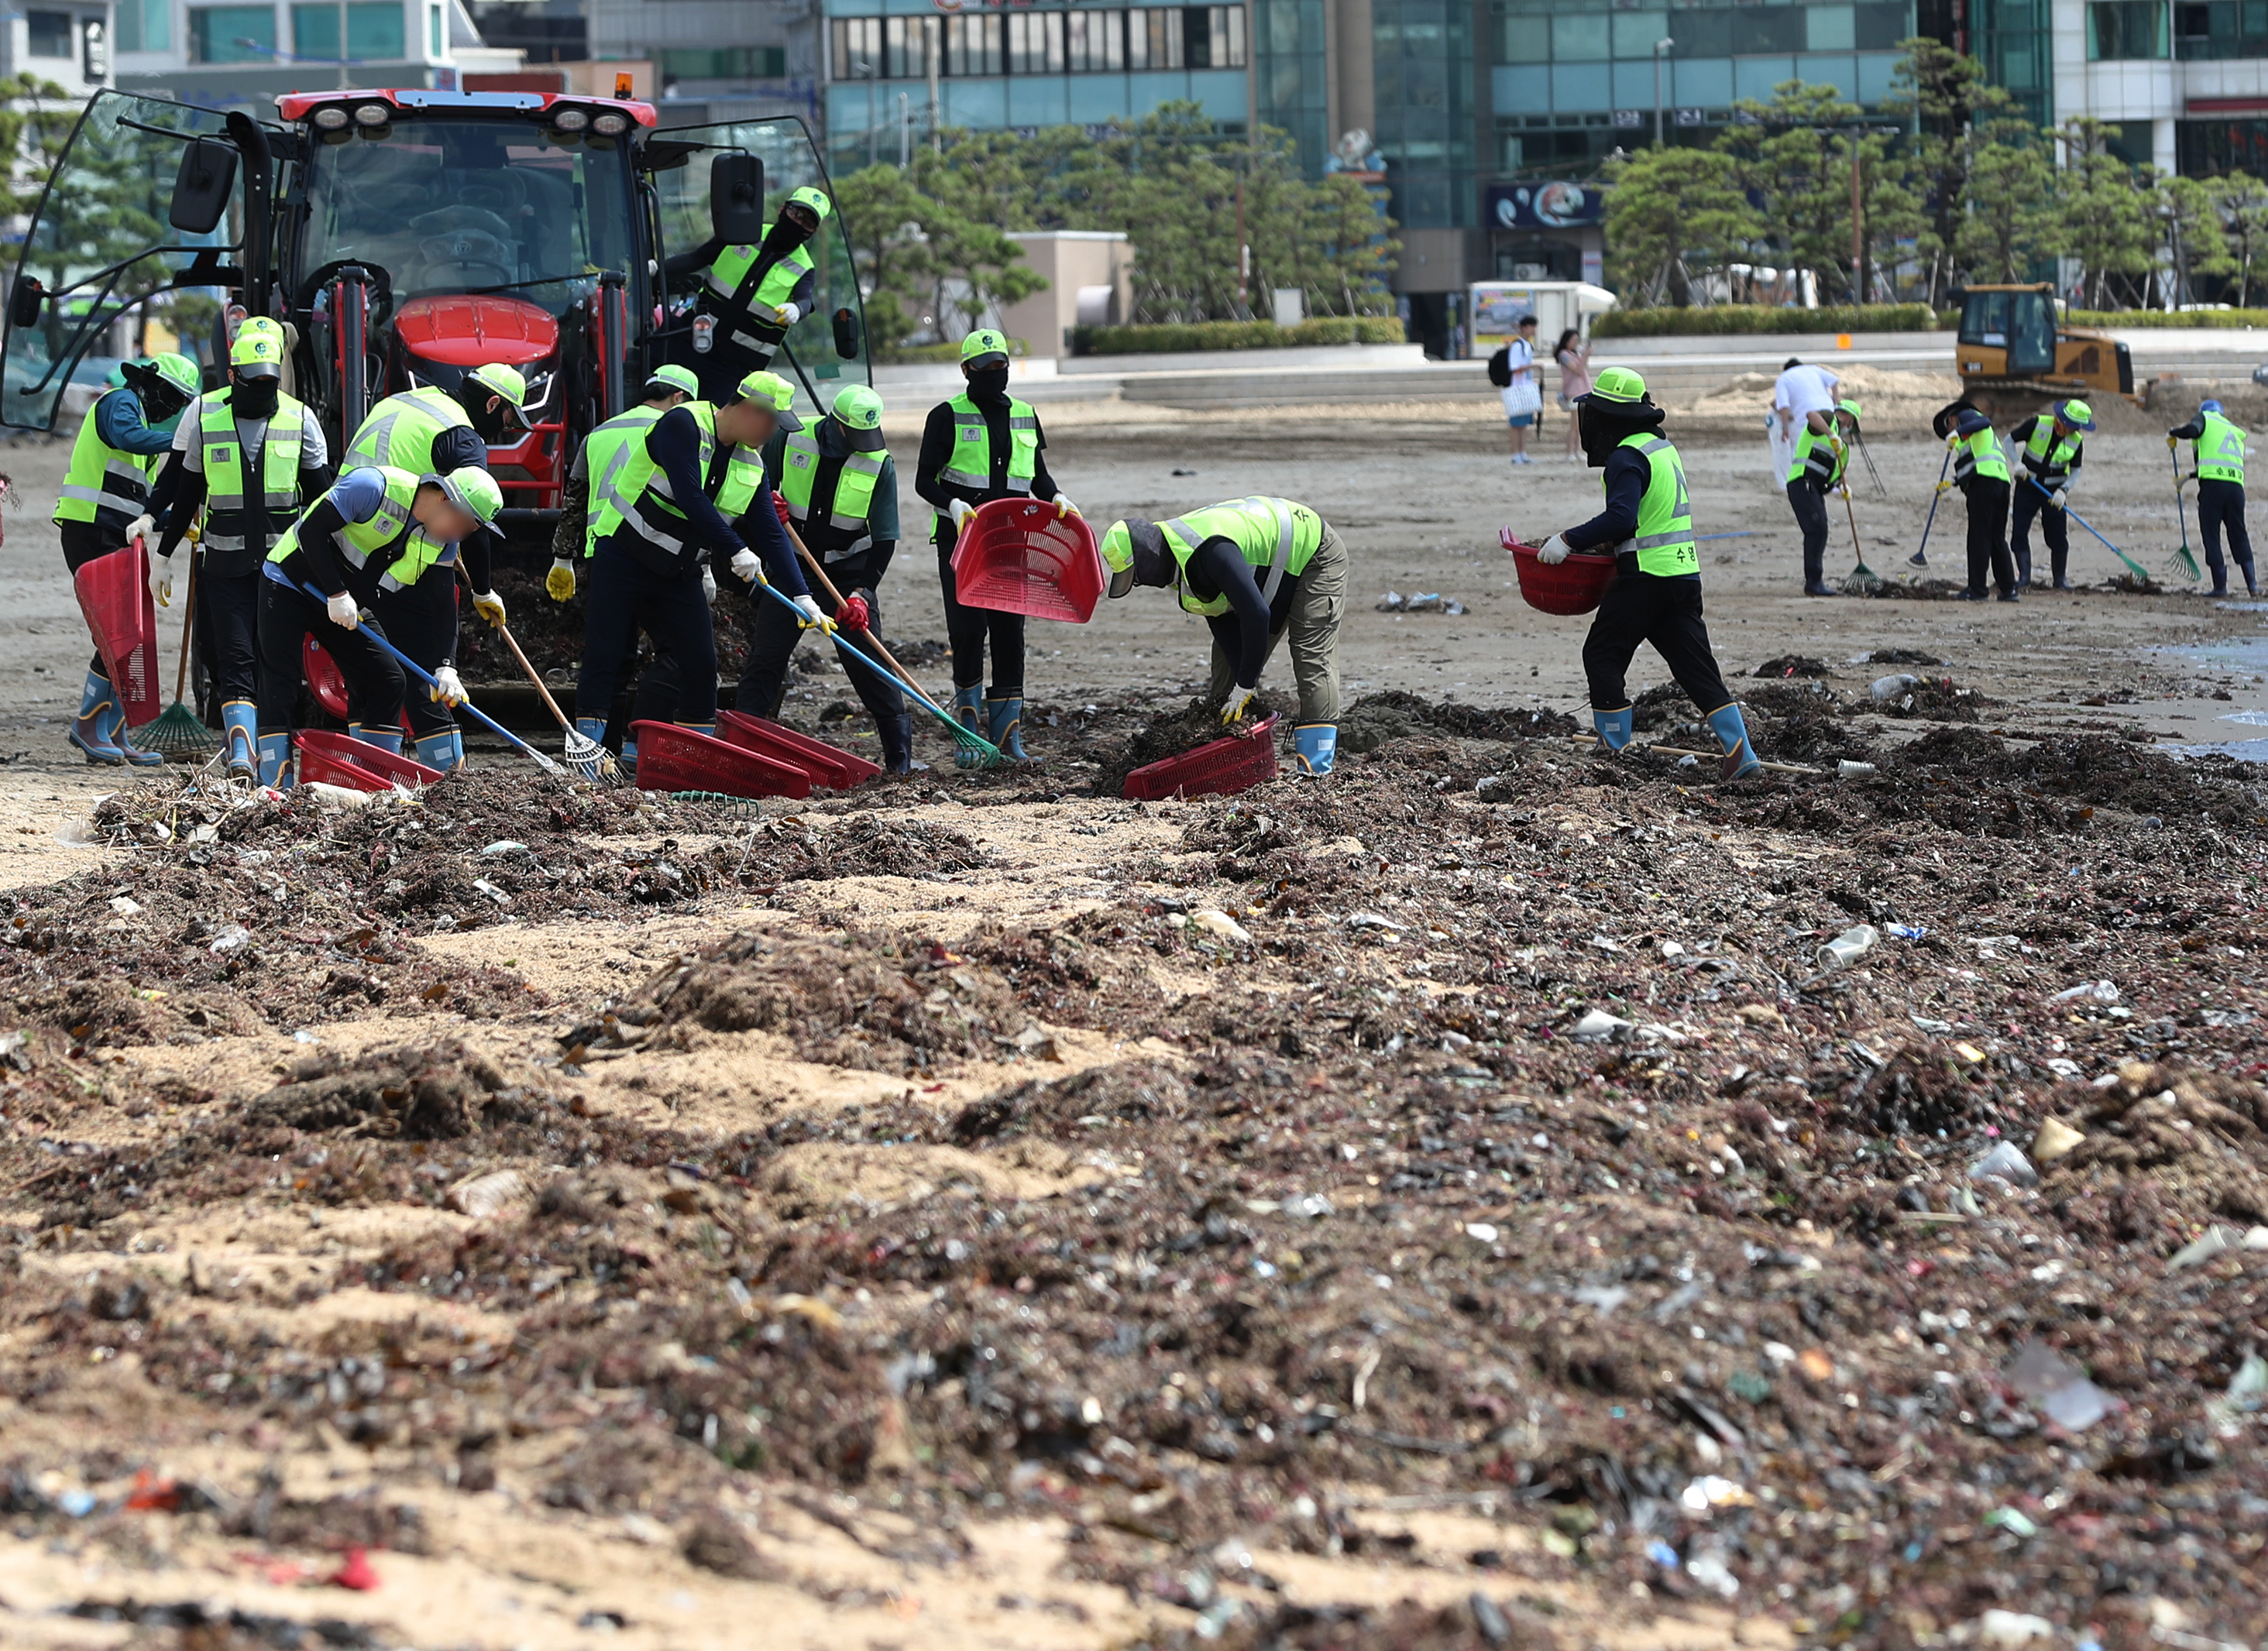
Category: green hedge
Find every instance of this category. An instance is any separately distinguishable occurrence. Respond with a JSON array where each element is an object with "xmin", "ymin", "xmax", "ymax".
[
  {"xmin": 878, "ymin": 338, "xmax": 1029, "ymax": 365},
  {"xmin": 2065, "ymin": 308, "xmax": 2268, "ymax": 328},
  {"xmin": 1592, "ymin": 304, "xmax": 1938, "ymax": 338},
  {"xmin": 1072, "ymin": 317, "xmax": 1406, "ymax": 355}
]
